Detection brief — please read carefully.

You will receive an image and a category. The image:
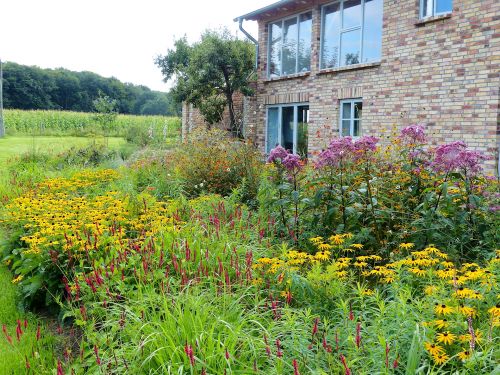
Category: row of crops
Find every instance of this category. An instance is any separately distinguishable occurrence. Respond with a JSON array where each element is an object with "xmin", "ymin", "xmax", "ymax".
[{"xmin": 3, "ymin": 109, "xmax": 181, "ymax": 139}]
